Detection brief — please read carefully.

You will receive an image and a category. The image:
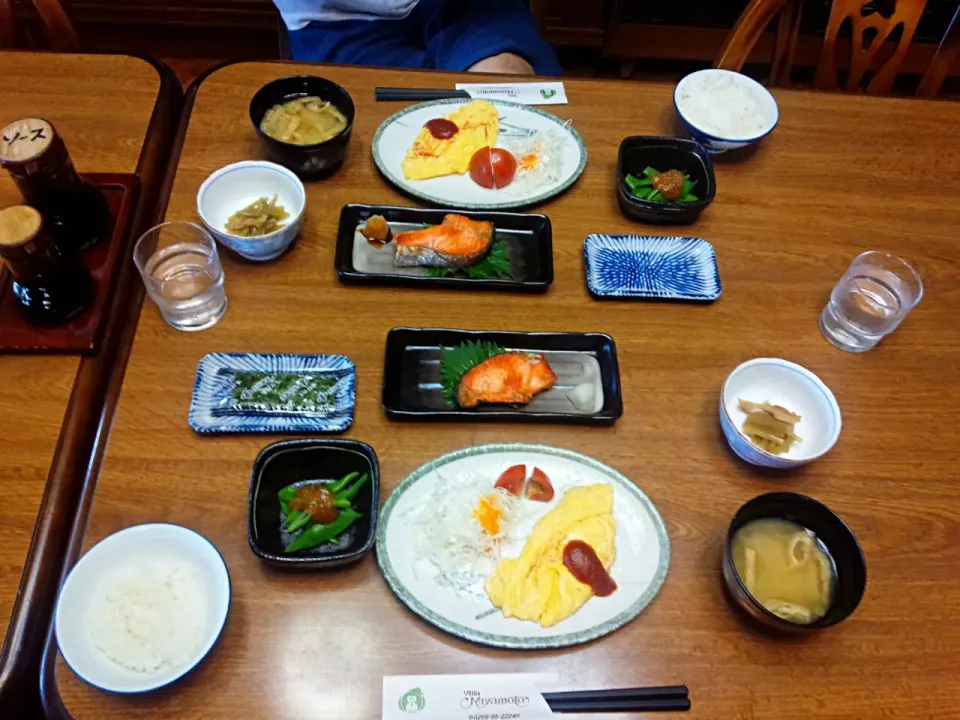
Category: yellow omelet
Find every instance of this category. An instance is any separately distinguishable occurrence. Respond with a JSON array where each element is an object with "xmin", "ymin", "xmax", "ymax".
[
  {"xmin": 484, "ymin": 484, "xmax": 616, "ymax": 628},
  {"xmin": 401, "ymin": 100, "xmax": 499, "ymax": 181}
]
